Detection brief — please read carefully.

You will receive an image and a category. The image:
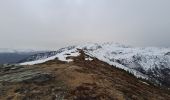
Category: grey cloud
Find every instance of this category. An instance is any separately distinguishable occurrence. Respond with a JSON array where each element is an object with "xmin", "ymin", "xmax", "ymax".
[{"xmin": 0, "ymin": 0, "xmax": 170, "ymax": 50}]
